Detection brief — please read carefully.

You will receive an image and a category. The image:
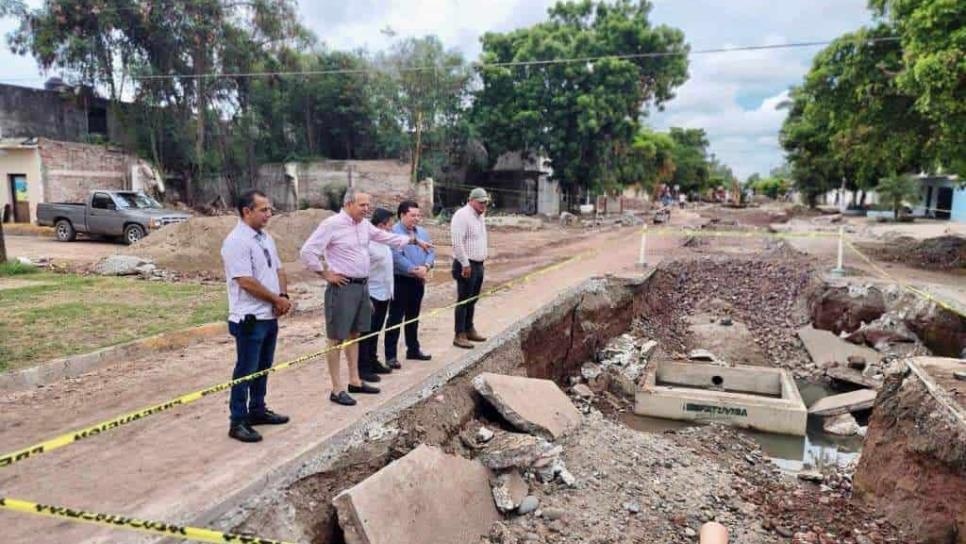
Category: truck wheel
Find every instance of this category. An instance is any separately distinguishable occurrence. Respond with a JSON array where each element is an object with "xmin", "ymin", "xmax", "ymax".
[
  {"xmin": 55, "ymin": 219, "xmax": 76, "ymax": 242},
  {"xmin": 123, "ymin": 224, "xmax": 146, "ymax": 245}
]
